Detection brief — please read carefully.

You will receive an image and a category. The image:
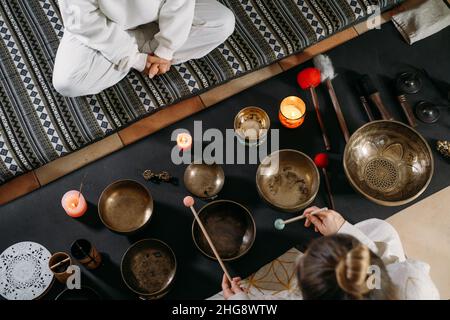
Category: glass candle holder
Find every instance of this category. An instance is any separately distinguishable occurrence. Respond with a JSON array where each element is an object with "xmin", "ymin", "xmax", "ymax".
[{"xmin": 279, "ymin": 96, "xmax": 306, "ymax": 129}]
